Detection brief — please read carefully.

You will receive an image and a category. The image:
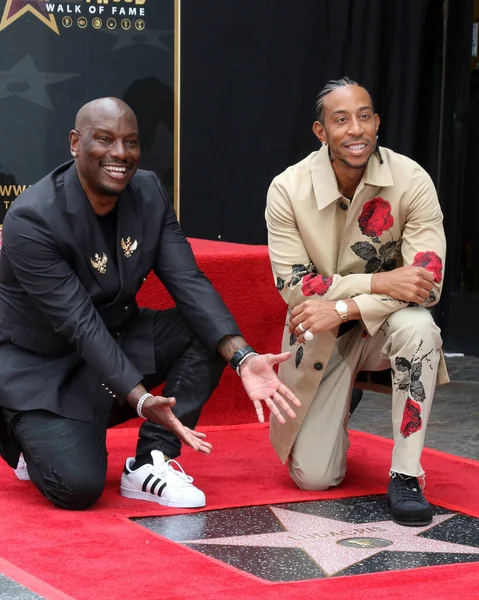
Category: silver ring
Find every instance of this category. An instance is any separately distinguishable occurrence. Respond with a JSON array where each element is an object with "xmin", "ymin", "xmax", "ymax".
[
  {"xmin": 298, "ymin": 323, "xmax": 306, "ymax": 333},
  {"xmin": 304, "ymin": 330, "xmax": 314, "ymax": 342}
]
